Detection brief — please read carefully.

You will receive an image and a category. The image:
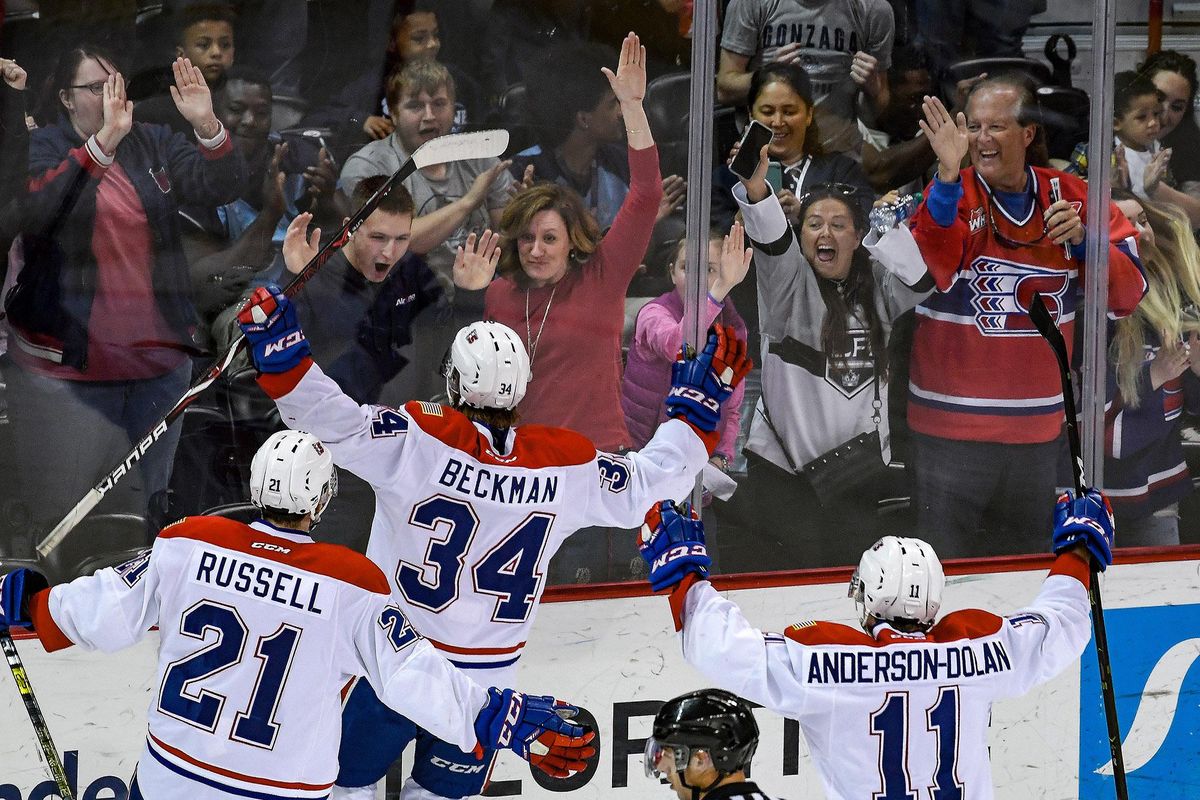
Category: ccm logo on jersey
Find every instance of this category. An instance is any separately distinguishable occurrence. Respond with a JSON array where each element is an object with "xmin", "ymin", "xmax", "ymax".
[
  {"xmin": 264, "ymin": 330, "xmax": 306, "ymax": 355},
  {"xmin": 652, "ymin": 544, "xmax": 707, "ymax": 572},
  {"xmin": 251, "ymin": 542, "xmax": 292, "ymax": 554}
]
